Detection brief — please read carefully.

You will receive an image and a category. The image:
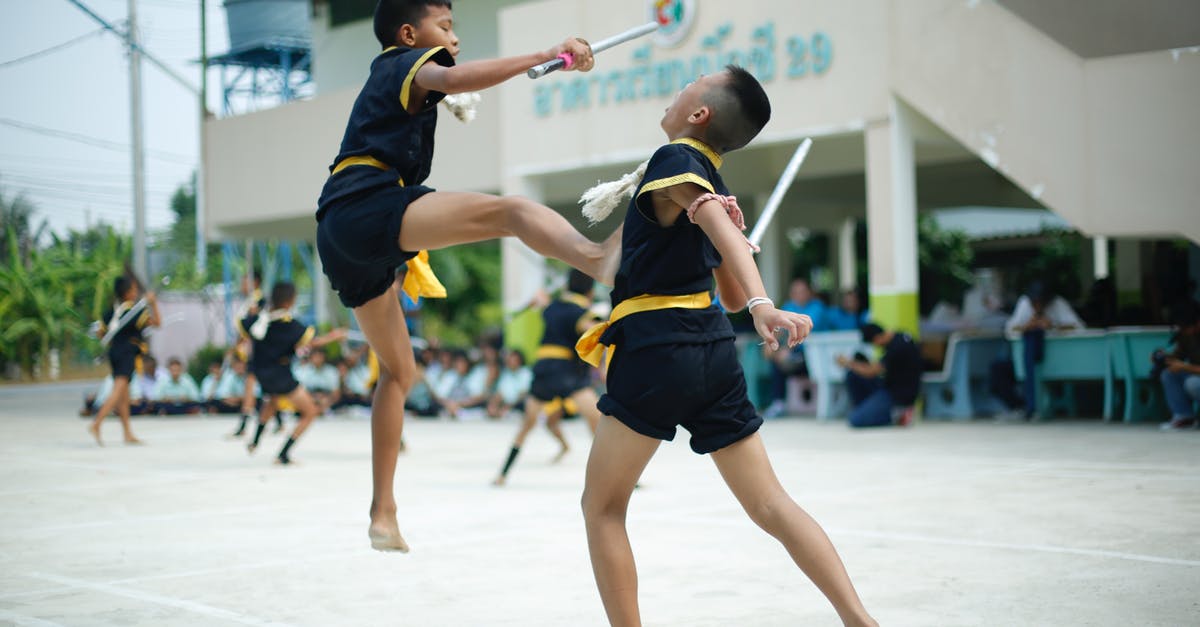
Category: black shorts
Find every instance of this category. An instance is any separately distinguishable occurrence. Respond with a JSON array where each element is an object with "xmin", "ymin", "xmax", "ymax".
[
  {"xmin": 256, "ymin": 366, "xmax": 300, "ymax": 396},
  {"xmin": 108, "ymin": 343, "xmax": 141, "ymax": 379},
  {"xmin": 598, "ymin": 339, "xmax": 762, "ymax": 454},
  {"xmin": 316, "ymin": 183, "xmax": 436, "ymax": 308},
  {"xmin": 529, "ymin": 360, "xmax": 591, "ymax": 402}
]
